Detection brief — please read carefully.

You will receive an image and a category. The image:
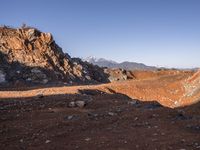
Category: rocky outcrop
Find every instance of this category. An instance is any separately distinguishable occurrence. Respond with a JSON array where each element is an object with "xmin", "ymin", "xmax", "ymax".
[
  {"xmin": 184, "ymin": 70, "xmax": 200, "ymax": 97},
  {"xmin": 0, "ymin": 26, "xmax": 109, "ymax": 85},
  {"xmin": 104, "ymin": 68, "xmax": 135, "ymax": 82}
]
